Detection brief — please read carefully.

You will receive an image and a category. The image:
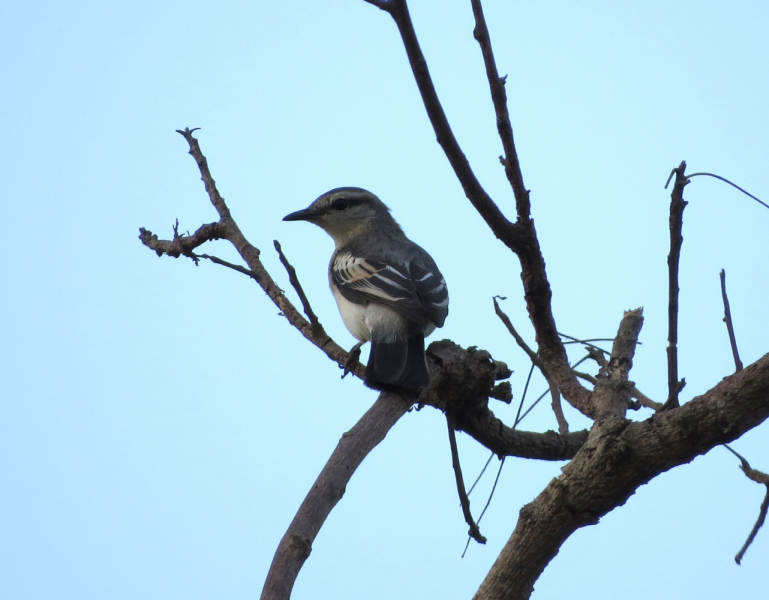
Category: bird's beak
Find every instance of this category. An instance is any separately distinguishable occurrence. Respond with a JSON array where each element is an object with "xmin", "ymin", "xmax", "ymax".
[{"xmin": 283, "ymin": 207, "xmax": 320, "ymax": 222}]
